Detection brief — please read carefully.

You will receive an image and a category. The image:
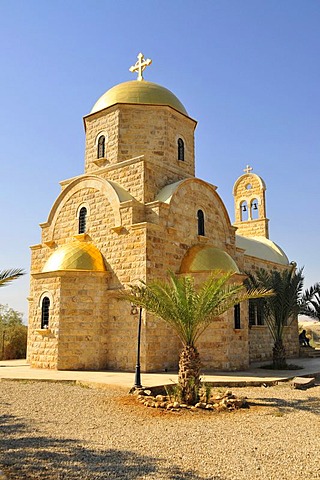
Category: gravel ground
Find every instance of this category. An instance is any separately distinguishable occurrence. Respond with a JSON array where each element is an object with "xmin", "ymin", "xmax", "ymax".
[{"xmin": 0, "ymin": 378, "xmax": 320, "ymax": 480}]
